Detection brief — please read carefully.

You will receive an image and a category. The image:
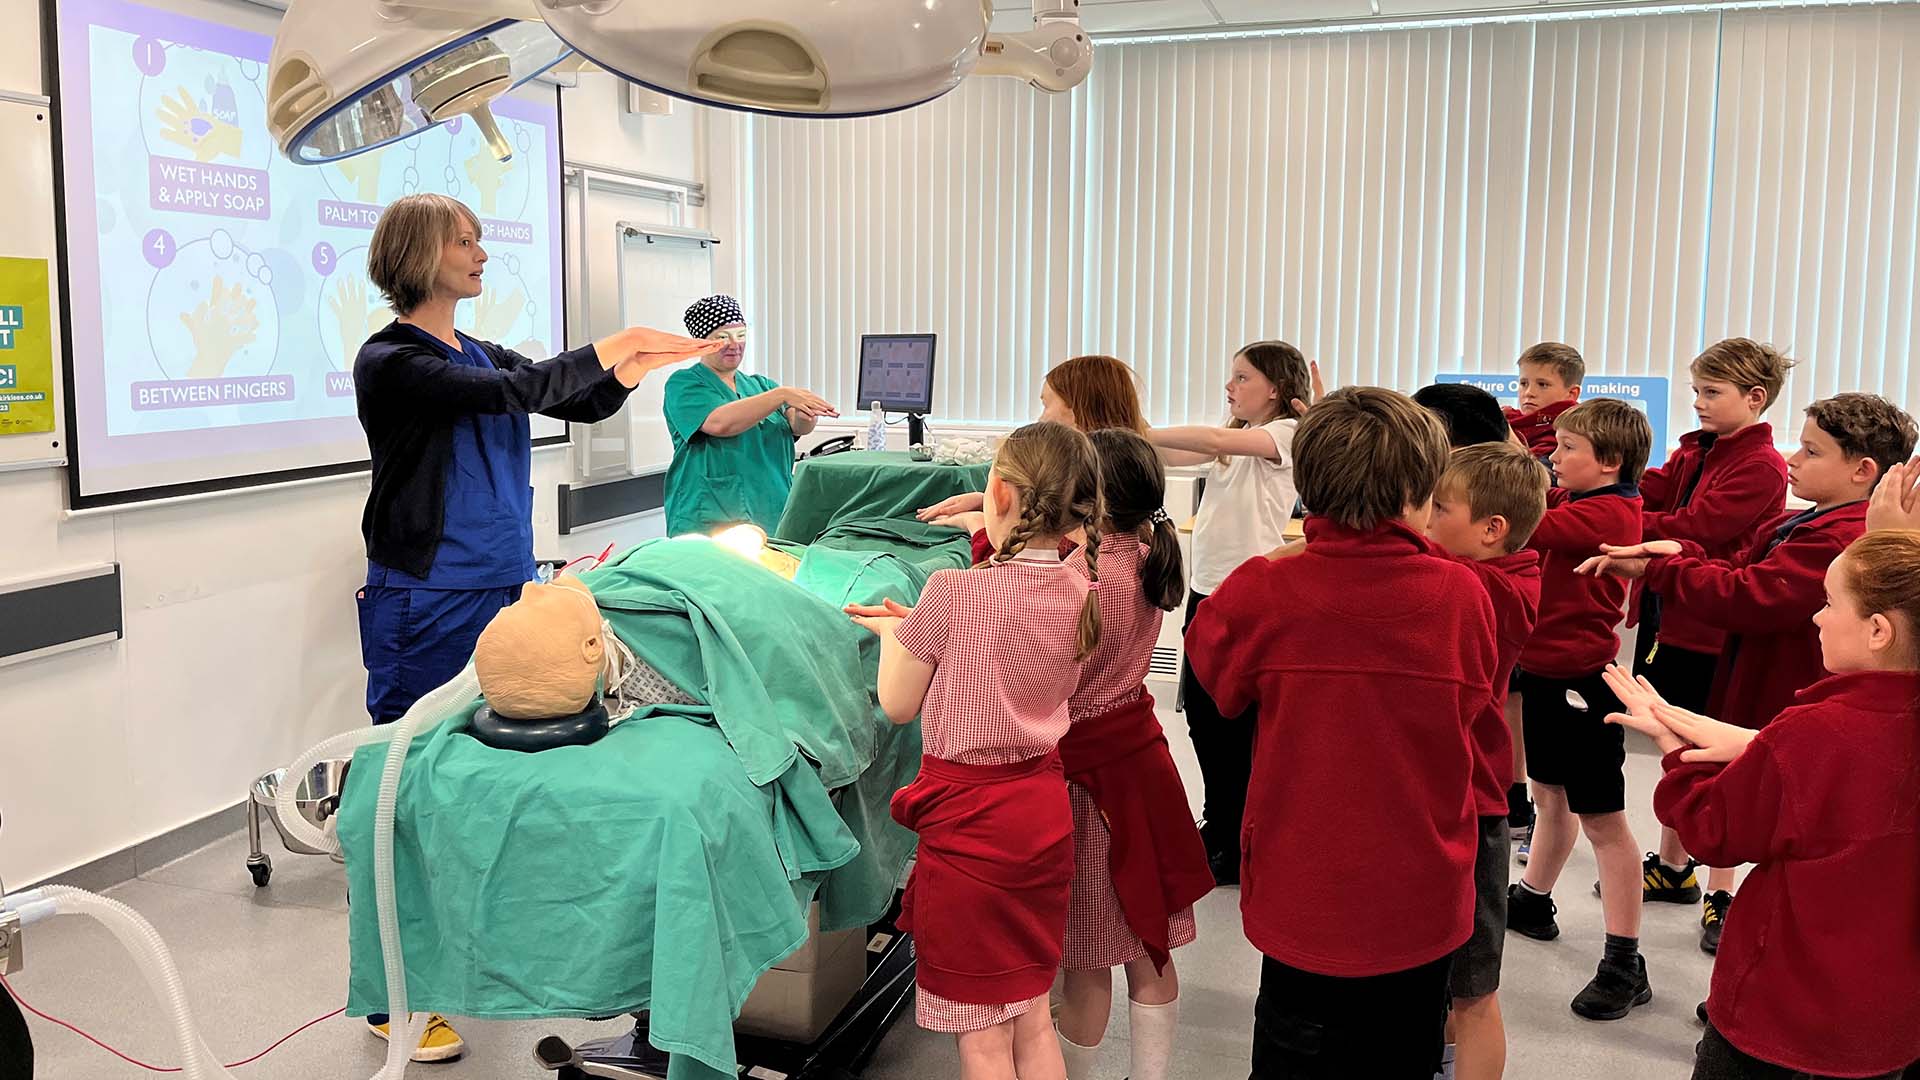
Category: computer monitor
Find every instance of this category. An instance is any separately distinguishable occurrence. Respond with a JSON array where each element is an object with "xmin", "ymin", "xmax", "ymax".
[{"xmin": 856, "ymin": 334, "xmax": 938, "ymax": 415}]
